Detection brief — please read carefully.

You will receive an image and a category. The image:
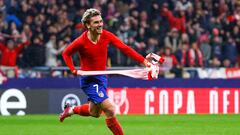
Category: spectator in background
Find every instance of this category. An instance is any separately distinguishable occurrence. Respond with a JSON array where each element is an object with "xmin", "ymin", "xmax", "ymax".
[
  {"xmin": 45, "ymin": 35, "xmax": 66, "ymax": 67},
  {"xmin": 187, "ymin": 26, "xmax": 198, "ymax": 44},
  {"xmin": 5, "ymin": 10, "xmax": 22, "ymax": 28},
  {"xmin": 20, "ymin": 24, "xmax": 32, "ymax": 42},
  {"xmin": 181, "ymin": 33, "xmax": 189, "ymax": 44},
  {"xmin": 0, "ymin": 39, "xmax": 29, "ymax": 67},
  {"xmin": 136, "ymin": 27, "xmax": 147, "ymax": 43},
  {"xmin": 175, "ymin": 42, "xmax": 190, "ymax": 67},
  {"xmin": 23, "ymin": 35, "xmax": 45, "ymax": 67},
  {"xmin": 139, "ymin": 10, "xmax": 149, "ymax": 29},
  {"xmin": 105, "ymin": 2, "xmax": 119, "ymax": 21},
  {"xmin": 66, "ymin": 0, "xmax": 77, "ymax": 21},
  {"xmin": 199, "ymin": 34, "xmax": 211, "ymax": 67},
  {"xmin": 149, "ymin": 1, "xmax": 161, "ymax": 21},
  {"xmin": 56, "ymin": 39, "xmax": 69, "ymax": 67},
  {"xmin": 145, "ymin": 37, "xmax": 159, "ymax": 56},
  {"xmin": 175, "ymin": 0, "xmax": 192, "ymax": 11},
  {"xmin": 9, "ymin": 21, "xmax": 20, "ymax": 41},
  {"xmin": 125, "ymin": 36, "xmax": 141, "ymax": 66},
  {"xmin": 211, "ymin": 36, "xmax": 223, "ymax": 61},
  {"xmin": 164, "ymin": 28, "xmax": 181, "ymax": 53},
  {"xmin": 223, "ymin": 59, "xmax": 232, "ymax": 67},
  {"xmin": 191, "ymin": 22, "xmax": 204, "ymax": 39},
  {"xmin": 0, "ymin": 0, "xmax": 6, "ymax": 17},
  {"xmin": 185, "ymin": 1, "xmax": 195, "ymax": 23},
  {"xmin": 161, "ymin": 46, "xmax": 182, "ymax": 77},
  {"xmin": 161, "ymin": 3, "xmax": 186, "ymax": 33},
  {"xmin": 146, "ymin": 20, "xmax": 163, "ymax": 43},
  {"xmin": 231, "ymin": 25, "xmax": 240, "ymax": 66},
  {"xmin": 188, "ymin": 42, "xmax": 203, "ymax": 67},
  {"xmin": 72, "ymin": 23, "xmax": 85, "ymax": 39},
  {"xmin": 222, "ymin": 37, "xmax": 238, "ymax": 67},
  {"xmin": 210, "ymin": 28, "xmax": 223, "ymax": 60},
  {"xmin": 115, "ymin": 19, "xmax": 132, "ymax": 65},
  {"xmin": 209, "ymin": 56, "xmax": 221, "ymax": 68}
]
